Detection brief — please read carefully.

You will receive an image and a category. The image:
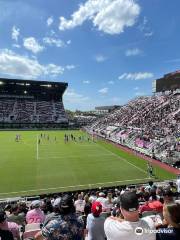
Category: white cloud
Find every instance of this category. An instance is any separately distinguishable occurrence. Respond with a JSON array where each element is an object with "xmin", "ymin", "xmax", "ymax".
[
  {"xmin": 108, "ymin": 80, "xmax": 114, "ymax": 84},
  {"xmin": 64, "ymin": 88, "xmax": 89, "ymax": 104},
  {"xmin": 67, "ymin": 40, "xmax": 71, "ymax": 45},
  {"xmin": 47, "ymin": 16, "xmax": 54, "ymax": 26},
  {"xmin": 12, "ymin": 44, "xmax": 21, "ymax": 48},
  {"xmin": 95, "ymin": 54, "xmax": 107, "ymax": 62},
  {"xmin": 43, "ymin": 37, "xmax": 65, "ymax": 48},
  {"xmin": 134, "ymin": 86, "xmax": 139, "ymax": 90},
  {"xmin": 59, "ymin": 0, "xmax": 140, "ymax": 35},
  {"xmin": 23, "ymin": 37, "xmax": 44, "ymax": 54},
  {"xmin": 66, "ymin": 65, "xmax": 76, "ymax": 70},
  {"xmin": 12, "ymin": 26, "xmax": 20, "ymax": 42},
  {"xmin": 83, "ymin": 80, "xmax": 90, "ymax": 84},
  {"xmin": 138, "ymin": 16, "xmax": 153, "ymax": 37},
  {"xmin": 98, "ymin": 87, "xmax": 108, "ymax": 94},
  {"xmin": 125, "ymin": 48, "xmax": 141, "ymax": 56},
  {"xmin": 118, "ymin": 72, "xmax": 154, "ymax": 80},
  {"xmin": 144, "ymin": 31, "xmax": 153, "ymax": 37},
  {"xmin": 0, "ymin": 49, "xmax": 64, "ymax": 79}
]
